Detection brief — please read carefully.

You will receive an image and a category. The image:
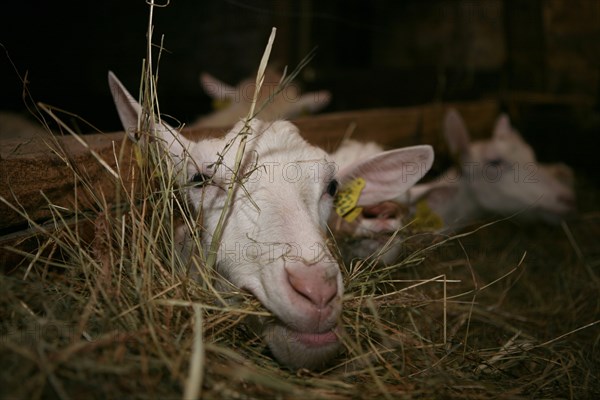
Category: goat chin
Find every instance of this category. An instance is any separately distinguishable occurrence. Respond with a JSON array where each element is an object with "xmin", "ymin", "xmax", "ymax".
[{"xmin": 246, "ymin": 316, "xmax": 342, "ymax": 370}]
